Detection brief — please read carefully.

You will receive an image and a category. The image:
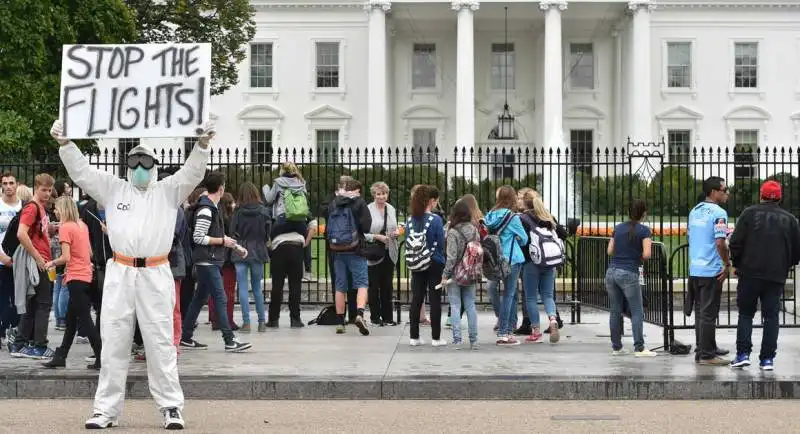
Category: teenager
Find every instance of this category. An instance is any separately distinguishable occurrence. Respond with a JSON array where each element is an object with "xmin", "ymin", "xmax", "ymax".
[
  {"xmin": 231, "ymin": 182, "xmax": 270, "ymax": 332},
  {"xmin": 442, "ymin": 199, "xmax": 480, "ymax": 349}
]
